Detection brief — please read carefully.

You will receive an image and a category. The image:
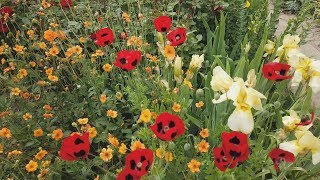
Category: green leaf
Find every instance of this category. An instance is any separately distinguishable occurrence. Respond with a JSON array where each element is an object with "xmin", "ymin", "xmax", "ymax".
[{"xmin": 186, "ymin": 114, "xmax": 202, "ymax": 127}]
